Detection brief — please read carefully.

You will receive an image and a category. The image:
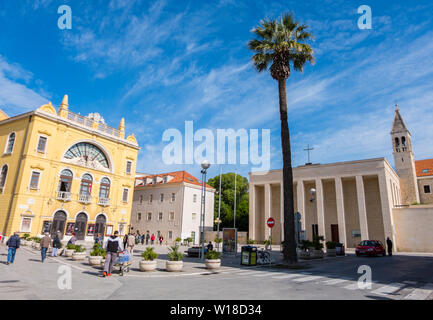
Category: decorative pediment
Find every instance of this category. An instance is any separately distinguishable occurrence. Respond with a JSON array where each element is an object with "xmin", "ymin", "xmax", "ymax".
[
  {"xmin": 38, "ymin": 102, "xmax": 57, "ymax": 115},
  {"xmin": 38, "ymin": 129, "xmax": 52, "ymax": 136},
  {"xmin": 30, "ymin": 164, "xmax": 45, "ymax": 171}
]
